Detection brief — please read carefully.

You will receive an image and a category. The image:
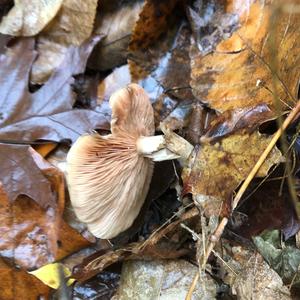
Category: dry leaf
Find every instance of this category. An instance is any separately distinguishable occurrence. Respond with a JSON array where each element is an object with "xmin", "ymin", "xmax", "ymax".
[
  {"xmin": 31, "ymin": 0, "xmax": 98, "ymax": 83},
  {"xmin": 182, "ymin": 130, "xmax": 283, "ymax": 216},
  {"xmin": 190, "ymin": 0, "xmax": 299, "ymax": 113},
  {"xmin": 0, "ymin": 0, "xmax": 63, "ymax": 36}
]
